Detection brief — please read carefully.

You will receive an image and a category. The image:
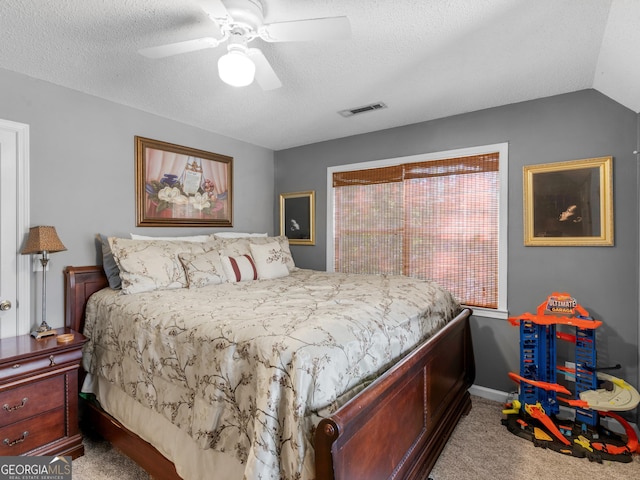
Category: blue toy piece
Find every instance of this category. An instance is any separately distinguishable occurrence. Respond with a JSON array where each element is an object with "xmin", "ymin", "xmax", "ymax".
[{"xmin": 574, "ymin": 327, "xmax": 598, "ymax": 427}]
